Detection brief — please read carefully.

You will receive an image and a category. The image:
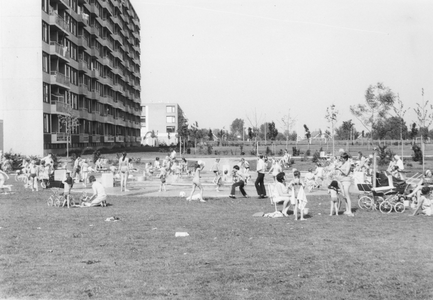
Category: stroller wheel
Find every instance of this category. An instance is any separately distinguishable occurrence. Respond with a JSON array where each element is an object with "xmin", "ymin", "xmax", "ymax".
[{"xmin": 394, "ymin": 202, "xmax": 405, "ymax": 213}]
